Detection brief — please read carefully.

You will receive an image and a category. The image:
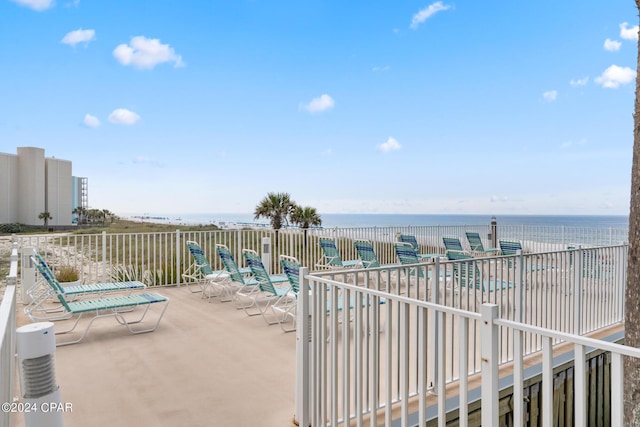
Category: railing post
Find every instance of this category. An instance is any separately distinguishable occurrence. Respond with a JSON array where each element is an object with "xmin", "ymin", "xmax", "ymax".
[
  {"xmin": 511, "ymin": 249, "xmax": 525, "ymax": 426},
  {"xmin": 101, "ymin": 231, "xmax": 107, "ymax": 283},
  {"xmin": 490, "ymin": 216, "xmax": 497, "ymax": 249},
  {"xmin": 236, "ymin": 230, "xmax": 243, "ymax": 267},
  {"xmin": 481, "ymin": 304, "xmax": 499, "ymax": 427},
  {"xmin": 176, "ymin": 230, "xmax": 181, "ymax": 286},
  {"xmin": 574, "ymin": 344, "xmax": 586, "ymax": 427},
  {"xmin": 432, "ymin": 257, "xmax": 440, "ymax": 394},
  {"xmin": 610, "ymin": 352, "xmax": 624, "ymax": 427},
  {"xmin": 574, "ymin": 247, "xmax": 583, "ymax": 335},
  {"xmin": 294, "ymin": 267, "xmax": 310, "ymax": 427},
  {"xmin": 20, "ymin": 246, "xmax": 35, "ymax": 304}
]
